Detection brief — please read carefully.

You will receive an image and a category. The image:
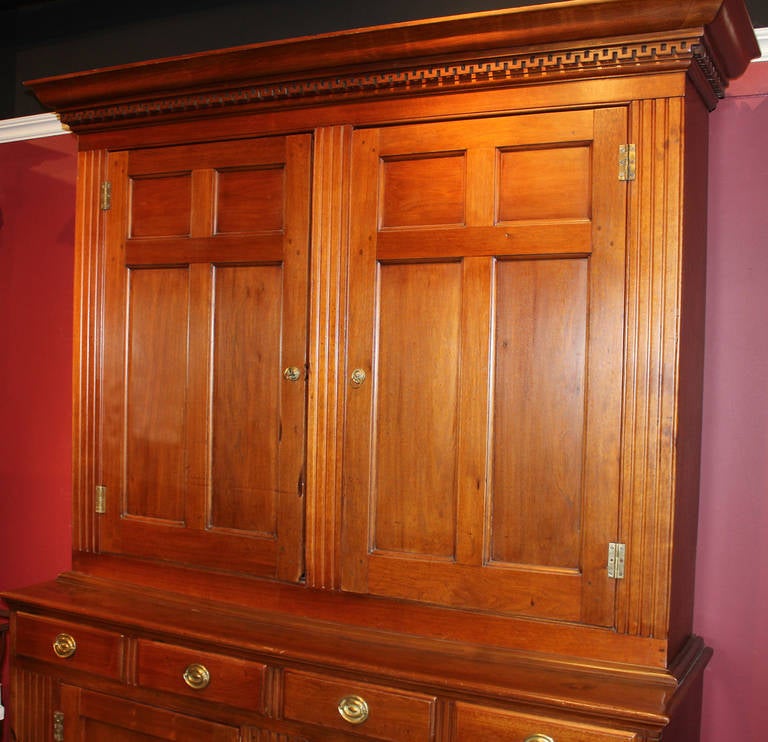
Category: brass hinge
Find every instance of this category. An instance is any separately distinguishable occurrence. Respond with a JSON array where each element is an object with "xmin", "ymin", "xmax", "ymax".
[
  {"xmin": 53, "ymin": 710, "xmax": 64, "ymax": 742},
  {"xmin": 100, "ymin": 181, "xmax": 112, "ymax": 210},
  {"xmin": 619, "ymin": 144, "xmax": 636, "ymax": 181},
  {"xmin": 607, "ymin": 542, "xmax": 626, "ymax": 579},
  {"xmin": 95, "ymin": 485, "xmax": 107, "ymax": 514}
]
